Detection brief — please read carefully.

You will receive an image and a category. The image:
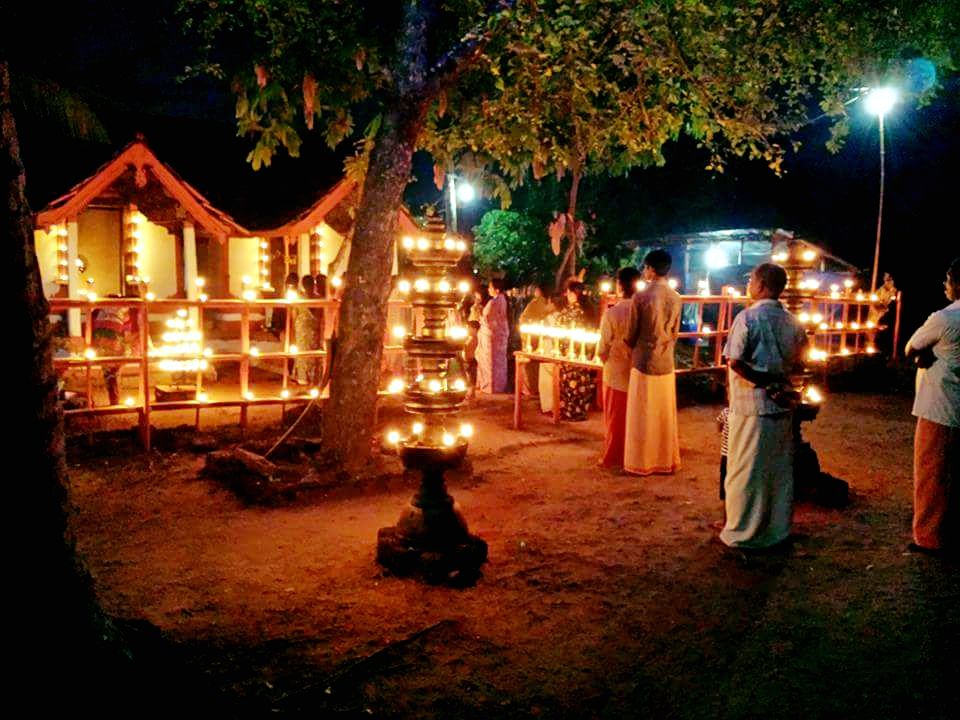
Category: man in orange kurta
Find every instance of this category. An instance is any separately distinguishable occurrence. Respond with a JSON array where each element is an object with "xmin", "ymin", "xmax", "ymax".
[
  {"xmin": 598, "ymin": 266, "xmax": 639, "ymax": 468},
  {"xmin": 624, "ymin": 250, "xmax": 682, "ymax": 476}
]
